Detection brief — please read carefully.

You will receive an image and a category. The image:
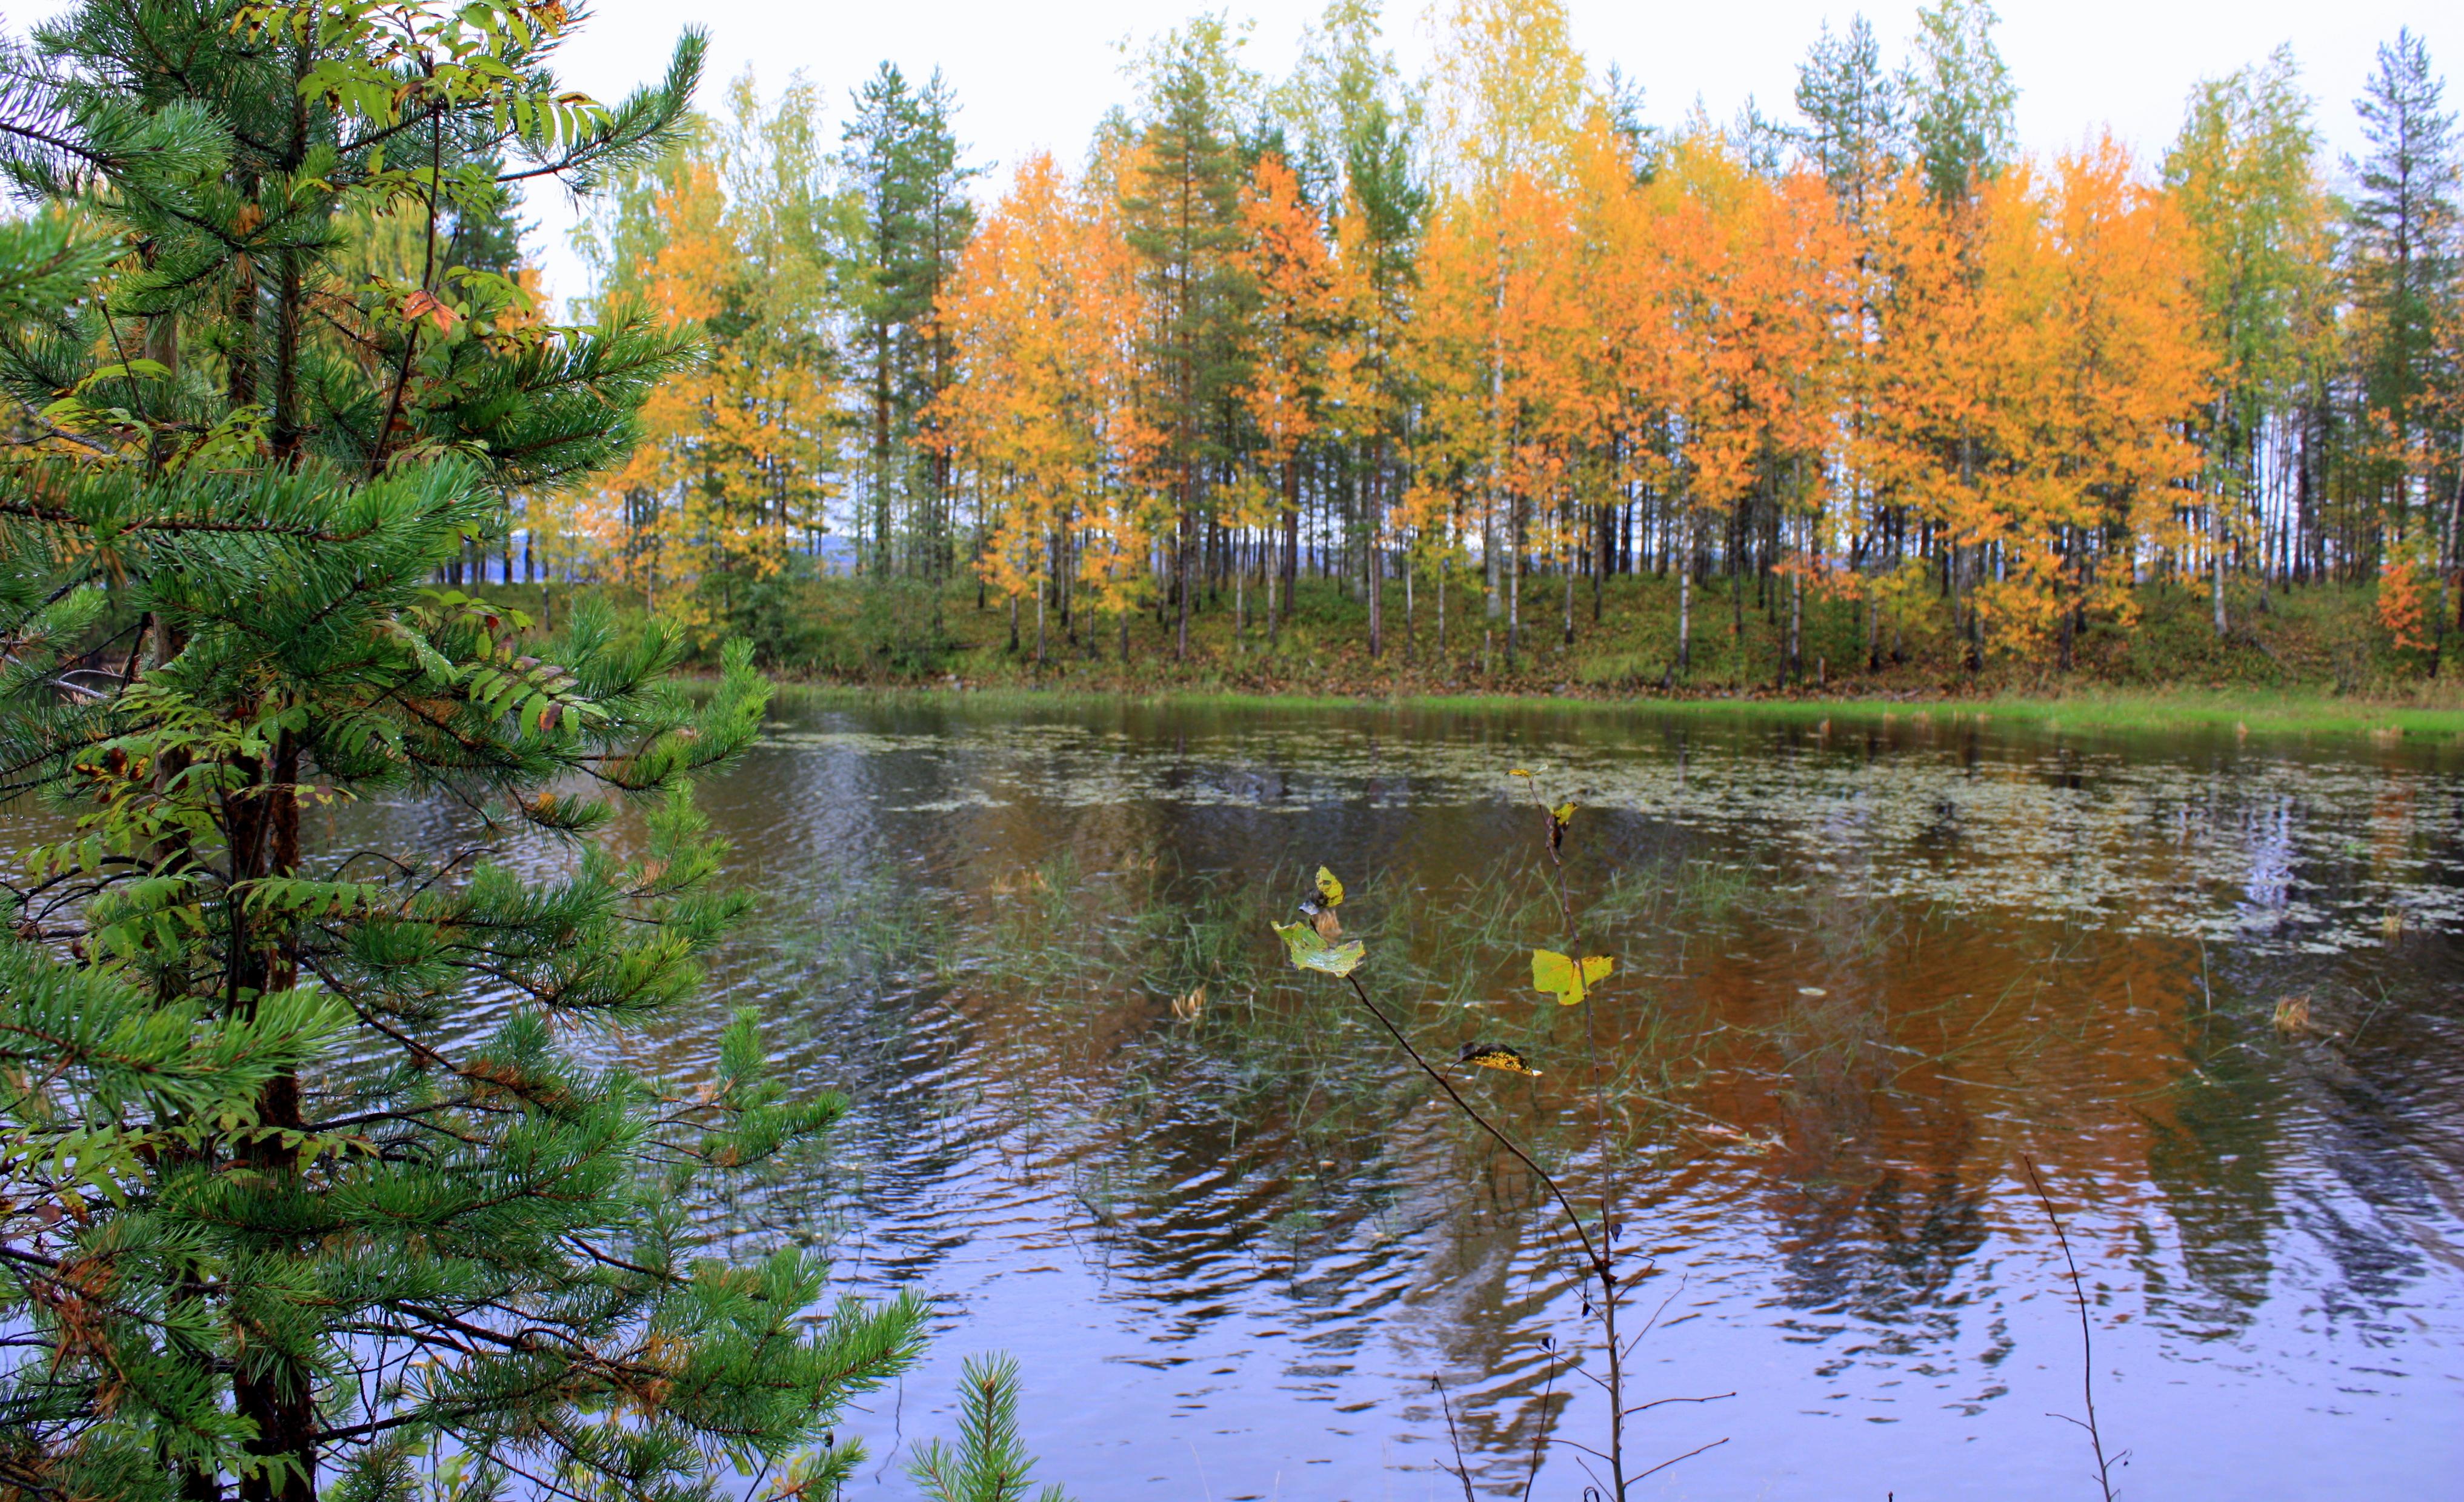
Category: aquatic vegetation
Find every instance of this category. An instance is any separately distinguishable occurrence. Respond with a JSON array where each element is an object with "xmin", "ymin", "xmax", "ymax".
[
  {"xmin": 666, "ymin": 695, "xmax": 2464, "ymax": 1497},
  {"xmin": 1265, "ymin": 770, "xmax": 1736, "ymax": 1498}
]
